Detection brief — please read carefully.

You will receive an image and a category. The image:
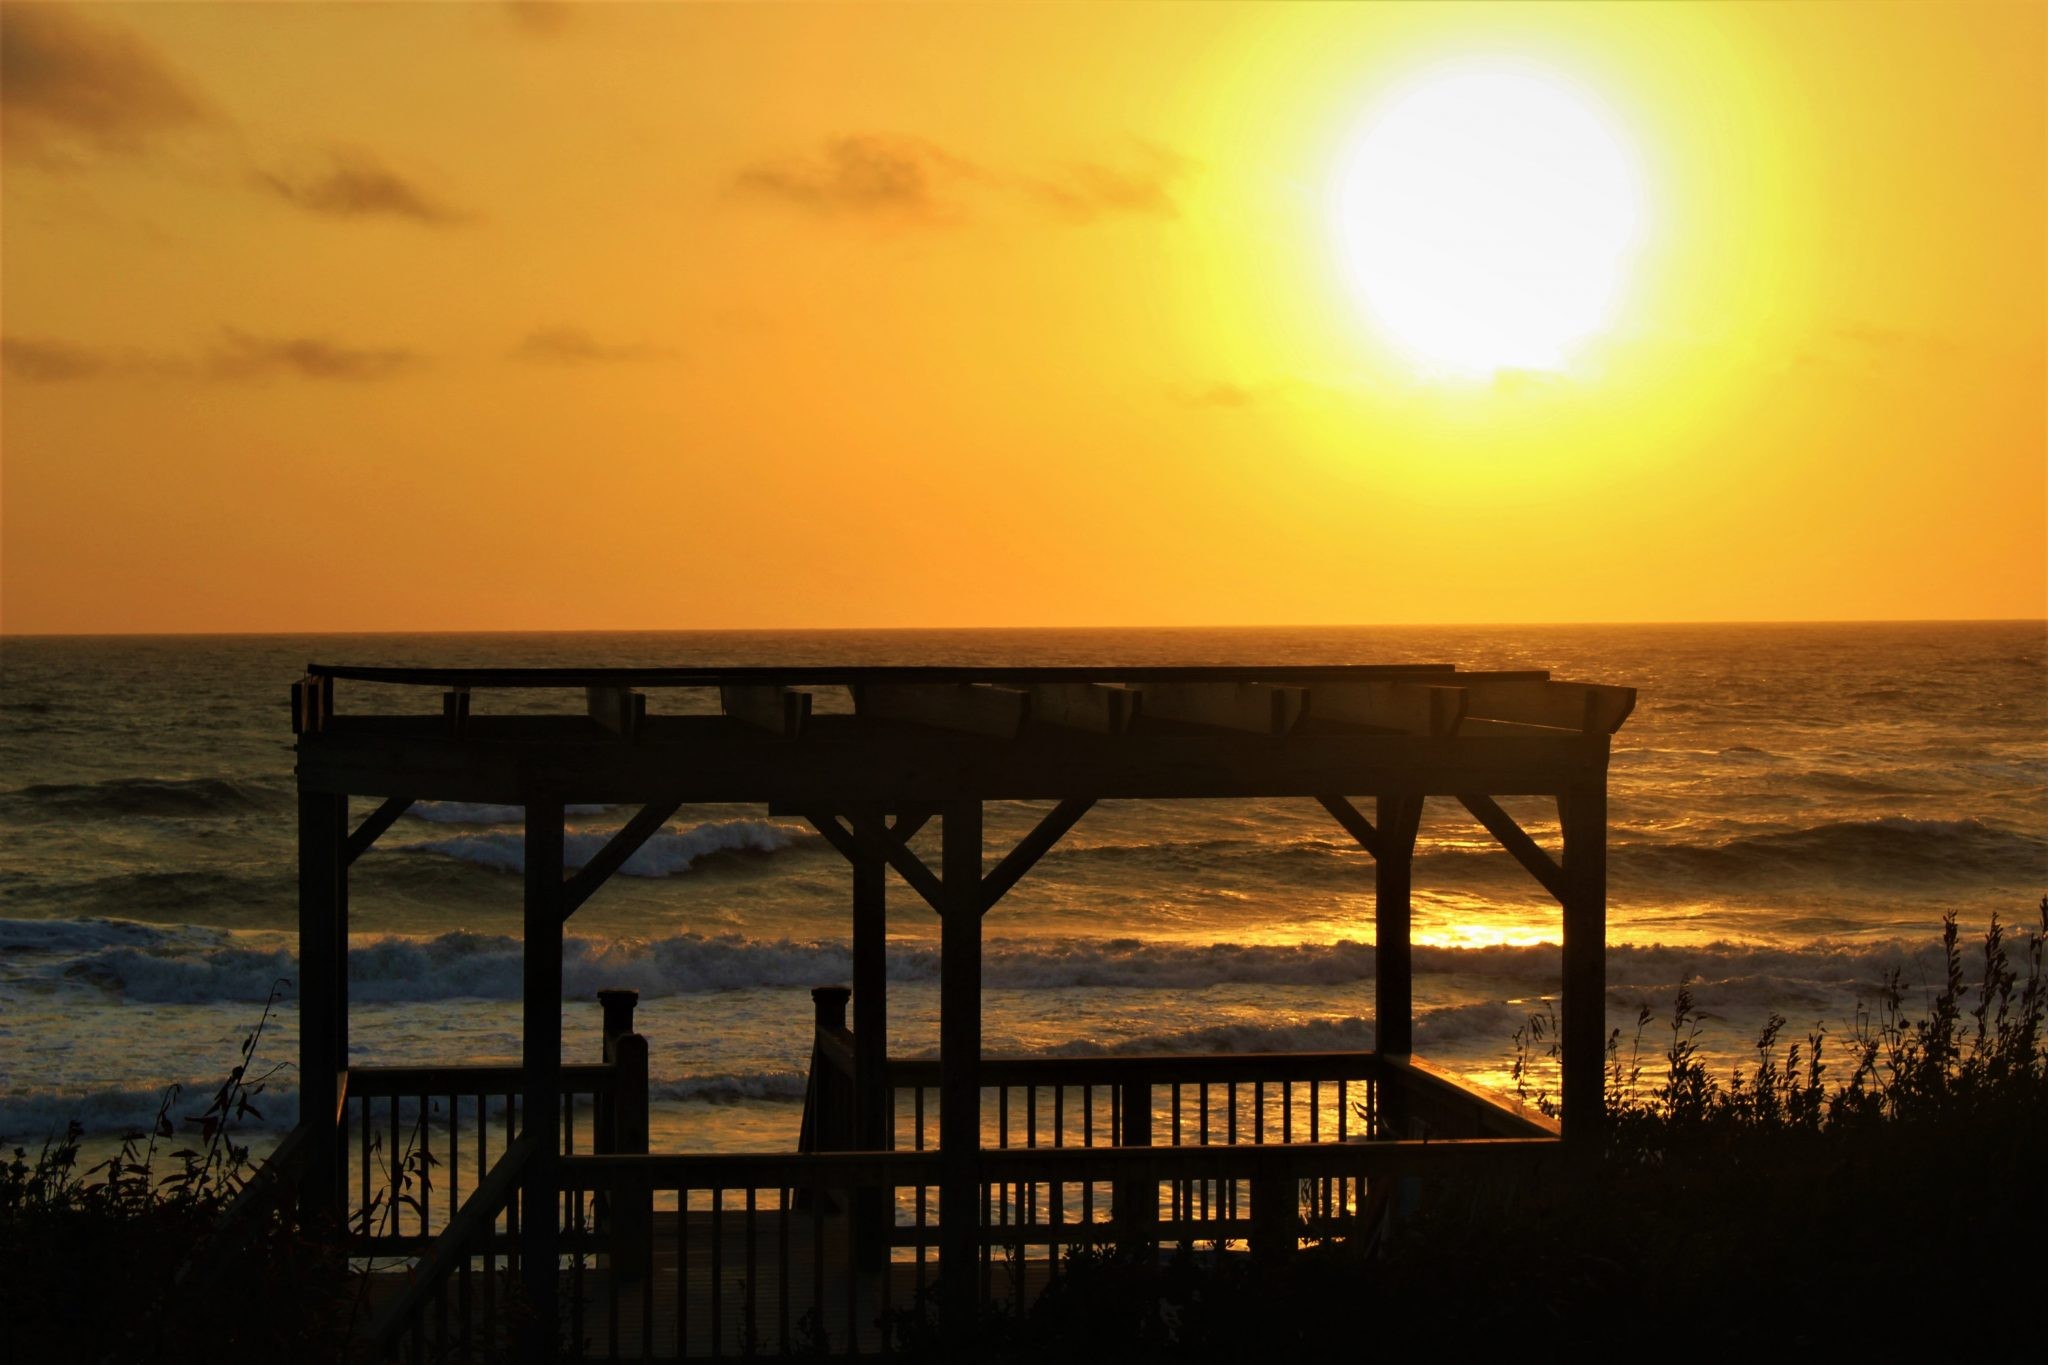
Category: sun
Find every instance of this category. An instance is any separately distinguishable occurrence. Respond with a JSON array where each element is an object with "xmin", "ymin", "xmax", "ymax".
[{"xmin": 1333, "ymin": 59, "xmax": 1645, "ymax": 377}]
